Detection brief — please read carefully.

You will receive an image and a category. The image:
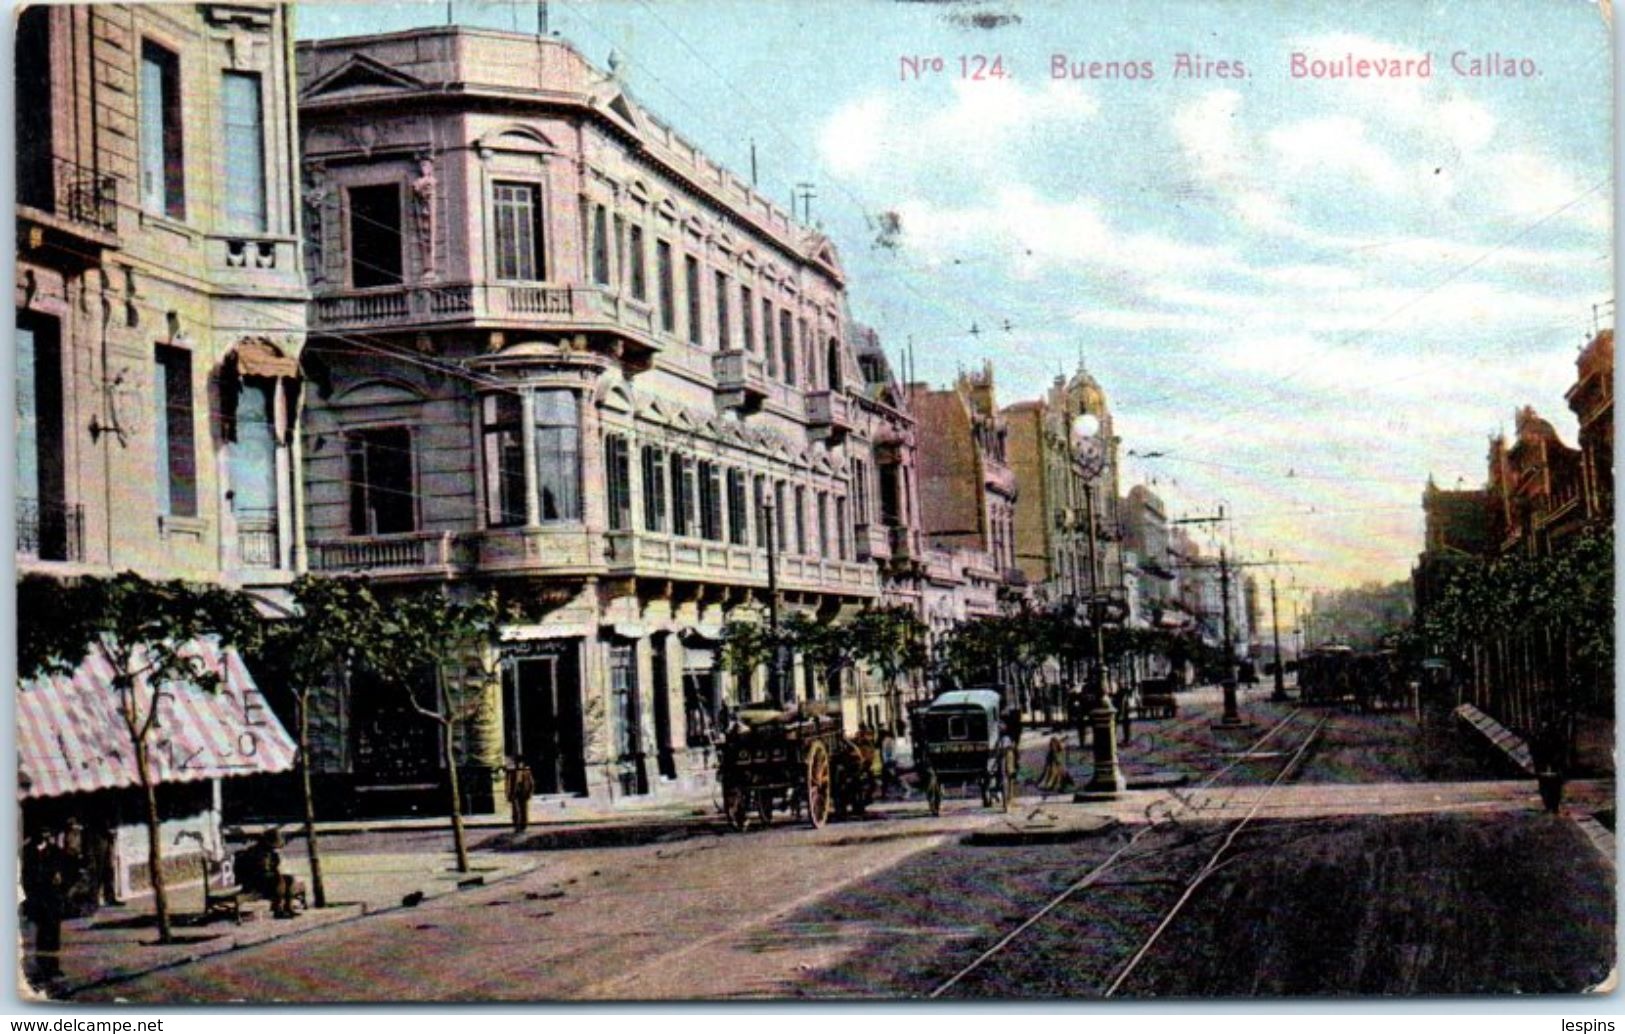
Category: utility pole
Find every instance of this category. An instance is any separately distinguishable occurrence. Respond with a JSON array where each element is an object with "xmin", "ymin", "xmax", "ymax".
[
  {"xmin": 794, "ymin": 182, "xmax": 817, "ymax": 224},
  {"xmin": 1215, "ymin": 546, "xmax": 1244, "ymax": 726},
  {"xmin": 1270, "ymin": 576, "xmax": 1288, "ymax": 702},
  {"xmin": 1080, "ymin": 480, "xmax": 1125, "ymax": 795}
]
